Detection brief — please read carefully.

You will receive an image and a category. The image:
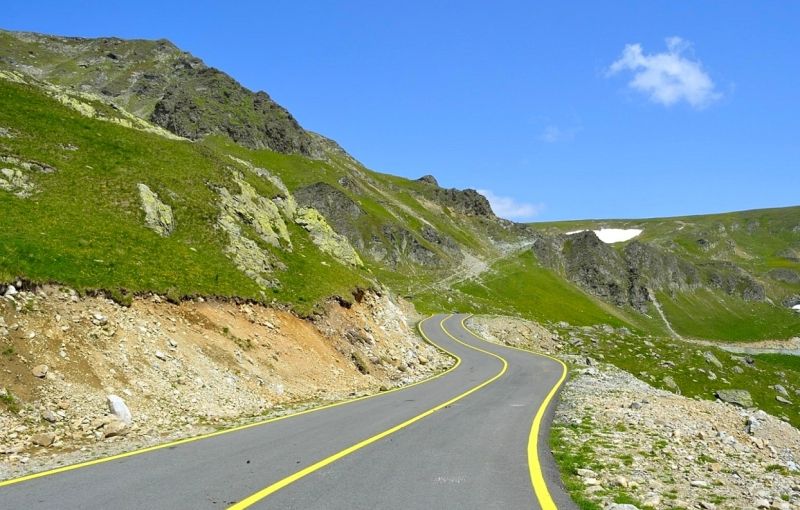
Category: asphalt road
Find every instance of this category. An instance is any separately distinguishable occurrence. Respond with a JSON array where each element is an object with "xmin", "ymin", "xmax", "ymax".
[{"xmin": 0, "ymin": 314, "xmax": 575, "ymax": 509}]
